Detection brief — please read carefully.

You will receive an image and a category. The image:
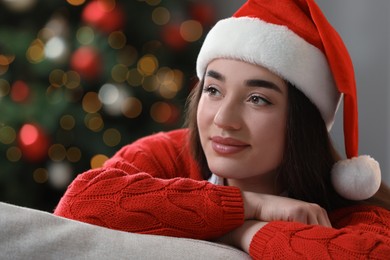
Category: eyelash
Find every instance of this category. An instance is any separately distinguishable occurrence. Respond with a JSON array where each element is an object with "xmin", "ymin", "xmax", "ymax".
[
  {"xmin": 247, "ymin": 94, "xmax": 272, "ymax": 106},
  {"xmin": 202, "ymin": 85, "xmax": 221, "ymax": 96},
  {"xmin": 202, "ymin": 85, "xmax": 272, "ymax": 106}
]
